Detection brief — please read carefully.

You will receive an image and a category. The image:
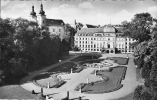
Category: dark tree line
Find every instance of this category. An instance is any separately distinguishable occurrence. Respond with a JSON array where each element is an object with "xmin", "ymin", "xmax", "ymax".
[
  {"xmin": 0, "ymin": 18, "xmax": 75, "ymax": 85},
  {"xmin": 122, "ymin": 13, "xmax": 157, "ymax": 100}
]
